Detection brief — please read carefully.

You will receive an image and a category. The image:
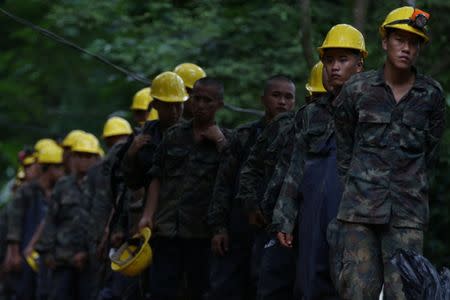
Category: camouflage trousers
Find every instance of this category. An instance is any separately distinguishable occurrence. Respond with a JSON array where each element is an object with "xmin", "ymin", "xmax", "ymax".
[{"xmin": 327, "ymin": 219, "xmax": 423, "ymax": 300}]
